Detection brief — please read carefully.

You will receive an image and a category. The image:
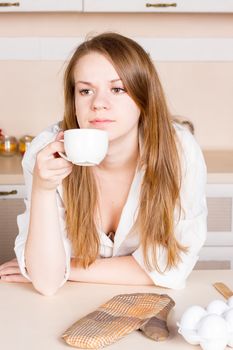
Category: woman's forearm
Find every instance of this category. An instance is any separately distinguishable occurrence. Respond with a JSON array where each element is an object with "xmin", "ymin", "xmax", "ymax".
[
  {"xmin": 25, "ymin": 185, "xmax": 66, "ymax": 296},
  {"xmin": 69, "ymin": 256, "xmax": 154, "ymax": 285}
]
